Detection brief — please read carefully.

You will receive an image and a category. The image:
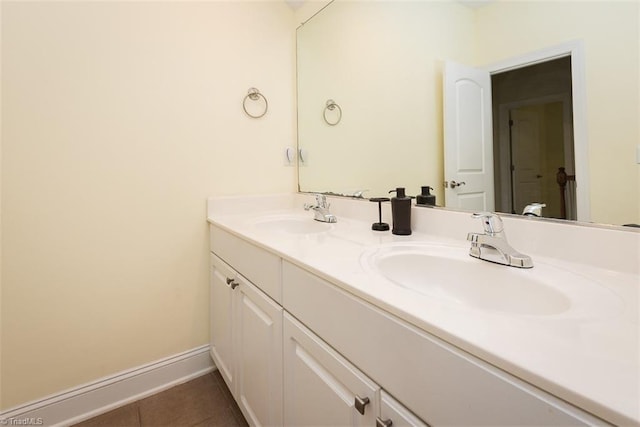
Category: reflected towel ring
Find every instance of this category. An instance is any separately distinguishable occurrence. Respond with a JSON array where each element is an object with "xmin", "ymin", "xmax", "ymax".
[
  {"xmin": 243, "ymin": 87, "xmax": 268, "ymax": 118},
  {"xmin": 323, "ymin": 99, "xmax": 342, "ymax": 126}
]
